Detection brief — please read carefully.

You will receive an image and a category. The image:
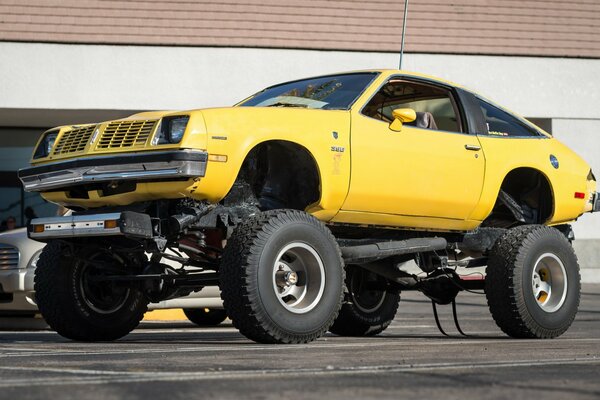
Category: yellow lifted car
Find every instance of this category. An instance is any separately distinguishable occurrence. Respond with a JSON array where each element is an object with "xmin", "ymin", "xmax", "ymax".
[{"xmin": 20, "ymin": 70, "xmax": 599, "ymax": 343}]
